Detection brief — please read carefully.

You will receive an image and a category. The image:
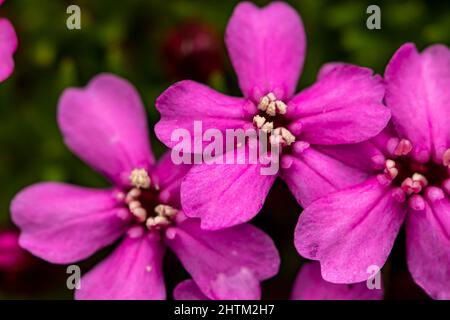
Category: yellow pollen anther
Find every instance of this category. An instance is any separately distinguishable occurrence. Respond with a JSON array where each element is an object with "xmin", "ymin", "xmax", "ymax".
[{"xmin": 130, "ymin": 169, "xmax": 151, "ymax": 189}]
